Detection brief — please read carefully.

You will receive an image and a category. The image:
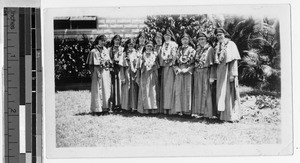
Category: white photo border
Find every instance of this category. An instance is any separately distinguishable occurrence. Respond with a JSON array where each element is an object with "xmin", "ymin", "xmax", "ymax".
[{"xmin": 43, "ymin": 4, "xmax": 292, "ymax": 158}]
